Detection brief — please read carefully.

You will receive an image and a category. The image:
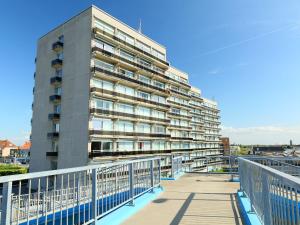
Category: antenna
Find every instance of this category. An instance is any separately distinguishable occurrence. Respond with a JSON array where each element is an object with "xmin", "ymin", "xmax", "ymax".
[{"xmin": 138, "ymin": 18, "xmax": 142, "ymax": 33}]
